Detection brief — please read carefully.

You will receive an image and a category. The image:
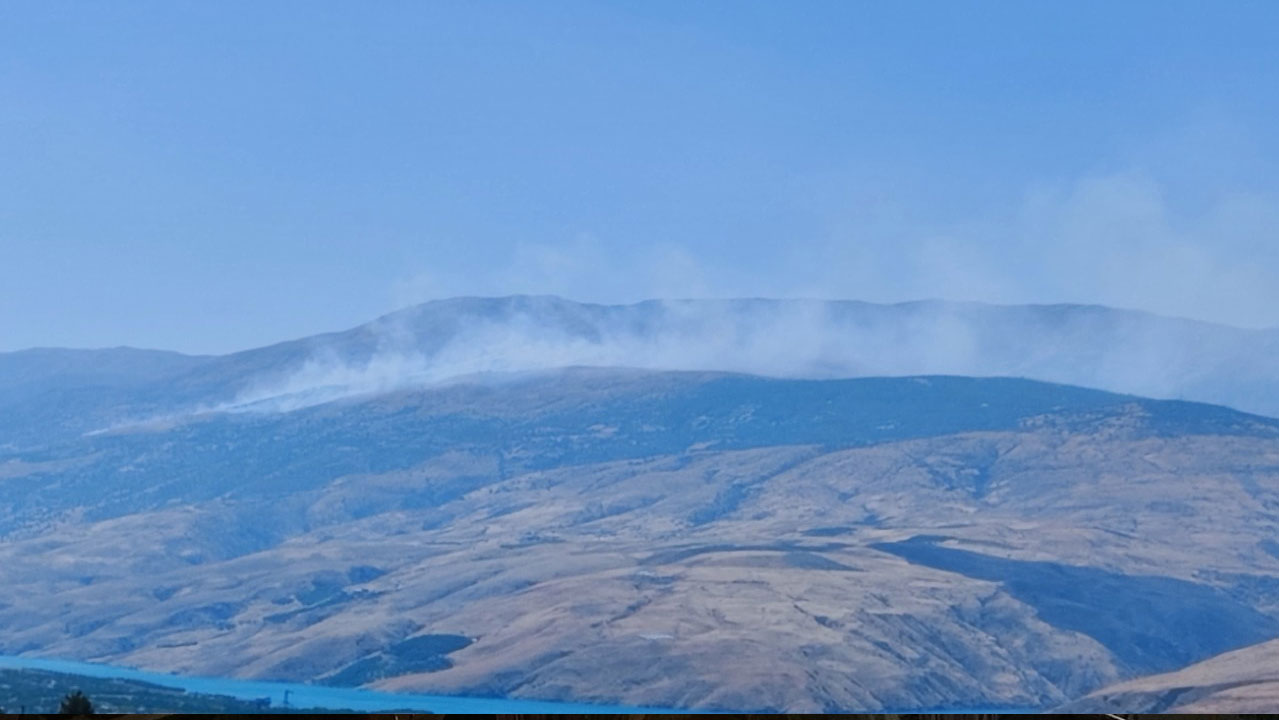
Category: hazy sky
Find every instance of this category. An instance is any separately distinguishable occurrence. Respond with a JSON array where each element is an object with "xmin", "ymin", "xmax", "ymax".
[{"xmin": 3, "ymin": 1, "xmax": 1278, "ymax": 353}]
